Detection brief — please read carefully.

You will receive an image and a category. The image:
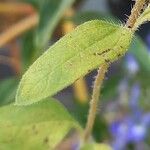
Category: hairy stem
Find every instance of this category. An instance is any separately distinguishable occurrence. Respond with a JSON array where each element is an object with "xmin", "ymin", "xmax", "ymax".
[
  {"xmin": 126, "ymin": 0, "xmax": 146, "ymax": 29},
  {"xmin": 83, "ymin": 64, "xmax": 108, "ymax": 142},
  {"xmin": 83, "ymin": 0, "xmax": 147, "ymax": 143}
]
